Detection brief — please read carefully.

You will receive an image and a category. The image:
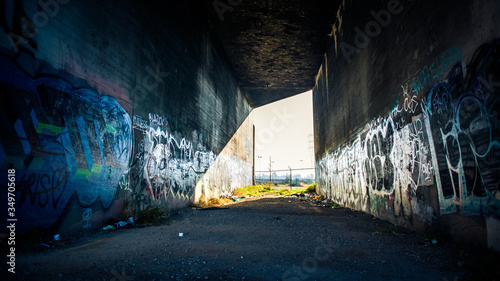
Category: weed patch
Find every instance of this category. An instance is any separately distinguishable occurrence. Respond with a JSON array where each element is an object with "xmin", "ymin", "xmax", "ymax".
[
  {"xmin": 195, "ymin": 196, "xmax": 233, "ymax": 208},
  {"xmin": 233, "ymin": 185, "xmax": 263, "ymax": 197},
  {"xmin": 136, "ymin": 205, "xmax": 169, "ymax": 225},
  {"xmin": 305, "ymin": 182, "xmax": 316, "ymax": 193},
  {"xmin": 232, "ymin": 184, "xmax": 318, "ymax": 197}
]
